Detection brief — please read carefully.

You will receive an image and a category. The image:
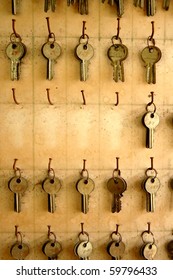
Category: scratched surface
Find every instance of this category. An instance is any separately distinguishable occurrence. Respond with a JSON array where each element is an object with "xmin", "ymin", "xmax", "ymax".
[{"xmin": 0, "ymin": 1, "xmax": 173, "ymax": 260}]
